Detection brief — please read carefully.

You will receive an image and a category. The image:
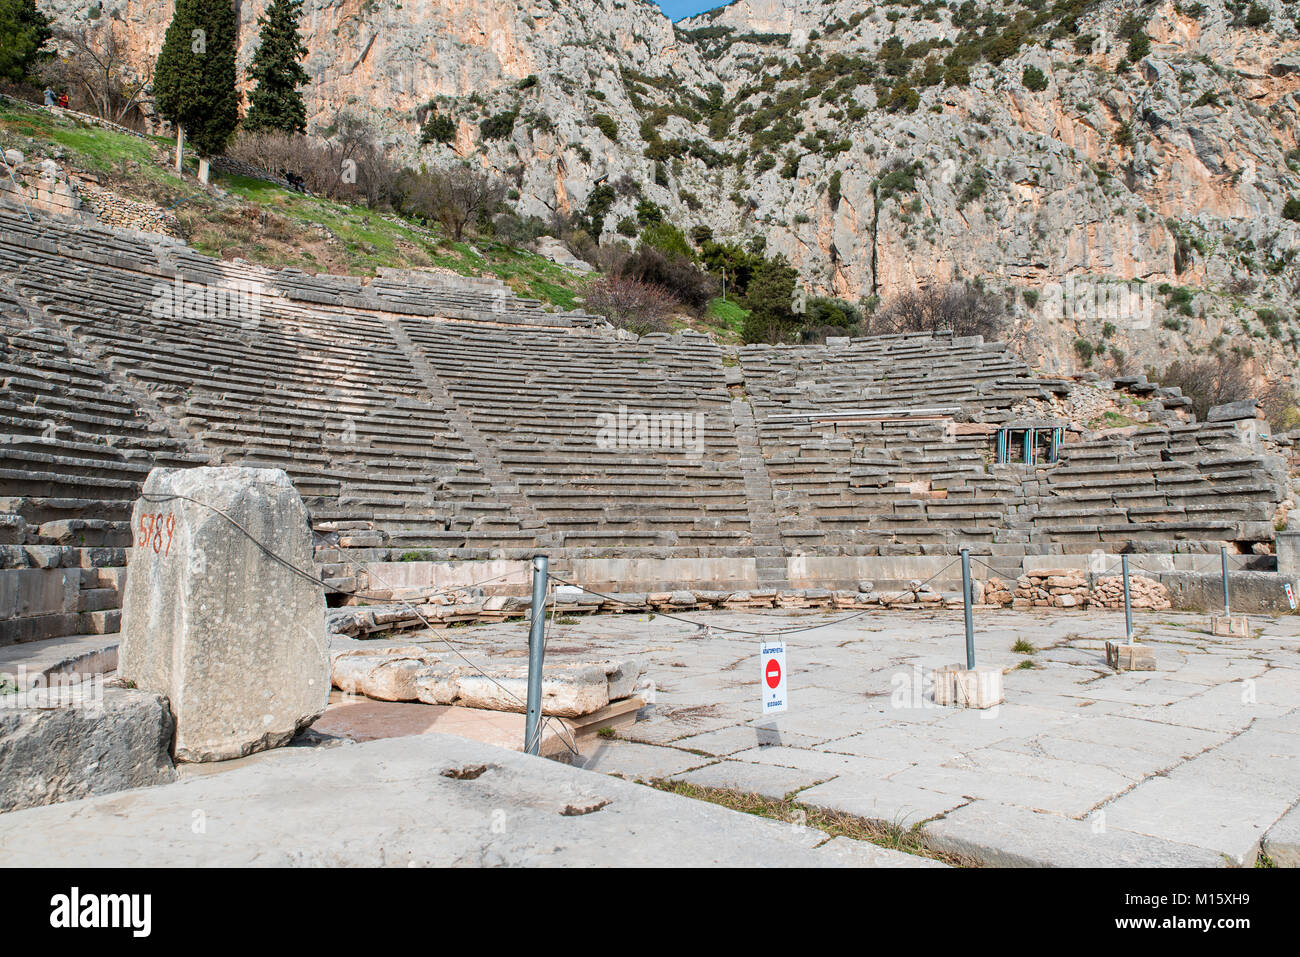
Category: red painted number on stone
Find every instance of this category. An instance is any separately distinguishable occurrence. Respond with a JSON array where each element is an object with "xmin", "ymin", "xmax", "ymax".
[{"xmin": 138, "ymin": 511, "xmax": 174, "ymax": 556}]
